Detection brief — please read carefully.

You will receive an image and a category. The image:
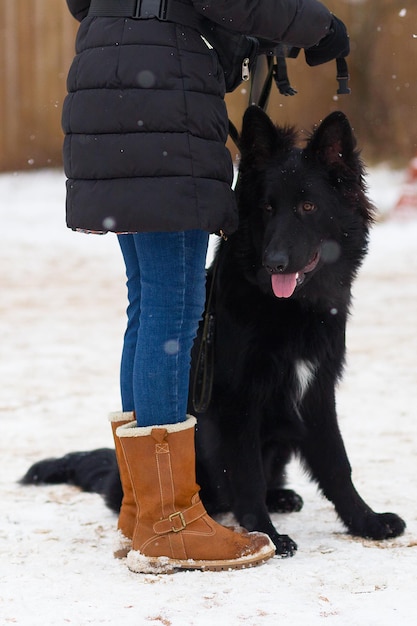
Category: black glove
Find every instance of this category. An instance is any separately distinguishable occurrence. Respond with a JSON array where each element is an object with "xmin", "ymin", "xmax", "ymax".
[{"xmin": 304, "ymin": 16, "xmax": 350, "ymax": 66}]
